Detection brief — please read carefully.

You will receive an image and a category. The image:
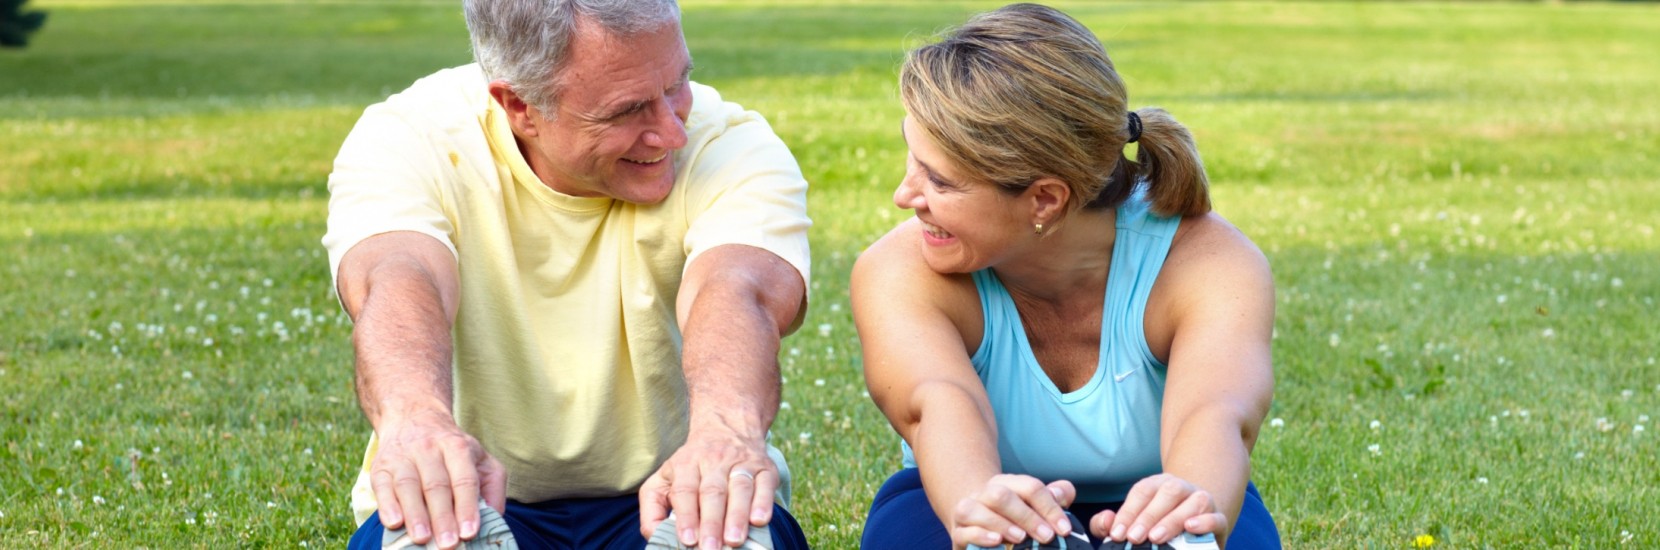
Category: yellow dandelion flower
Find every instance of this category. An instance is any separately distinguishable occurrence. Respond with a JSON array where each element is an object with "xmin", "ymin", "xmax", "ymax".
[{"xmin": 1412, "ymin": 534, "xmax": 1436, "ymax": 547}]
